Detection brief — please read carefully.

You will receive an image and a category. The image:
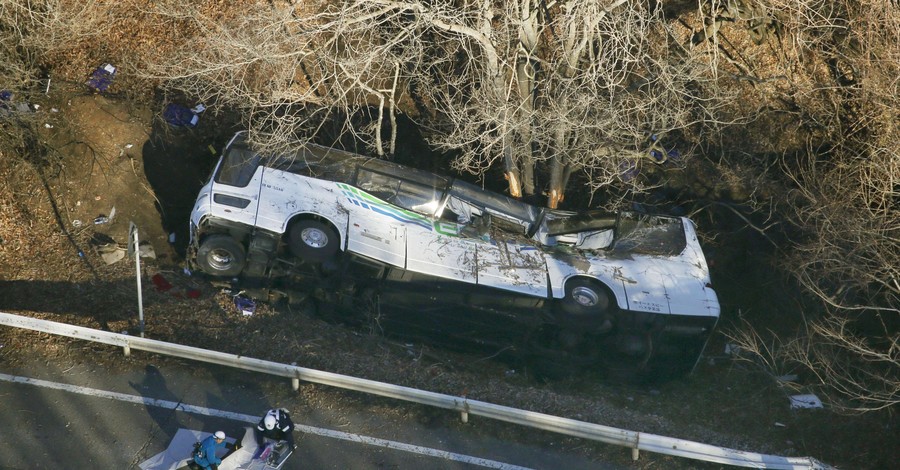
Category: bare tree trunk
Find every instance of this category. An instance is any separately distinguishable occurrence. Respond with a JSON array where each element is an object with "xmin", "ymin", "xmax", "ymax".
[
  {"xmin": 515, "ymin": 0, "xmax": 540, "ymax": 198},
  {"xmin": 548, "ymin": 125, "xmax": 567, "ymax": 208}
]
